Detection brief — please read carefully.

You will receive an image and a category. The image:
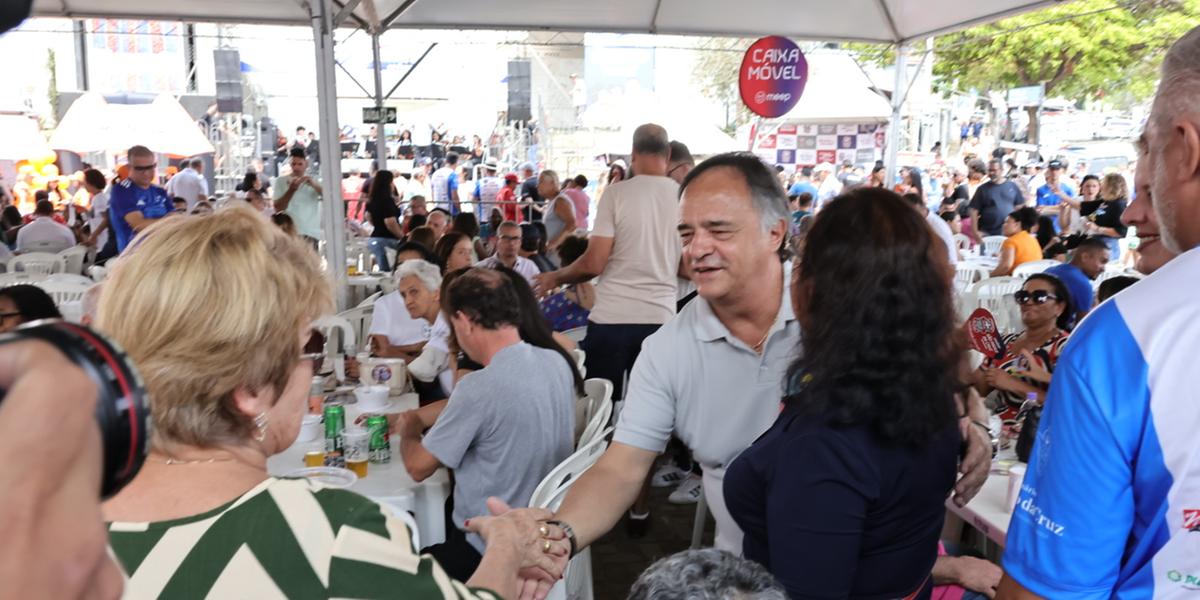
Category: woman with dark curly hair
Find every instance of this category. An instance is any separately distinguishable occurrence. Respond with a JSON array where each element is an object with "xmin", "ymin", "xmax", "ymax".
[{"xmin": 724, "ymin": 187, "xmax": 964, "ymax": 599}]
